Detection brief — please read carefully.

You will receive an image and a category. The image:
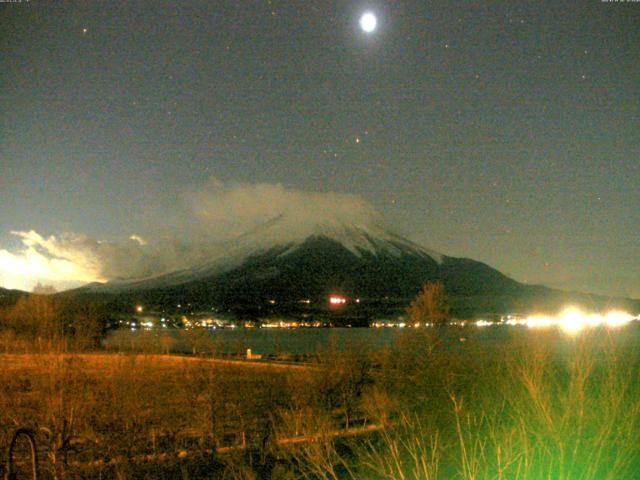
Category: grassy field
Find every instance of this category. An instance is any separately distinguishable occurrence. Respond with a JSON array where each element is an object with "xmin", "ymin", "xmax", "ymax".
[{"xmin": 2, "ymin": 327, "xmax": 640, "ymax": 479}]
